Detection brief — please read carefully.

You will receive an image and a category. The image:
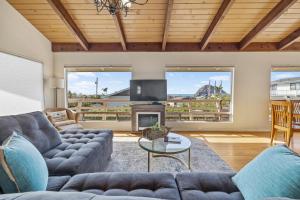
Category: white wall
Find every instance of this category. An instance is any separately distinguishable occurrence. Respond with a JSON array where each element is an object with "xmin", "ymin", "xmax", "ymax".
[
  {"xmin": 0, "ymin": 0, "xmax": 54, "ymax": 109},
  {"xmin": 54, "ymin": 52, "xmax": 300, "ymax": 132},
  {"xmin": 0, "ymin": 53, "xmax": 44, "ymax": 115}
]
